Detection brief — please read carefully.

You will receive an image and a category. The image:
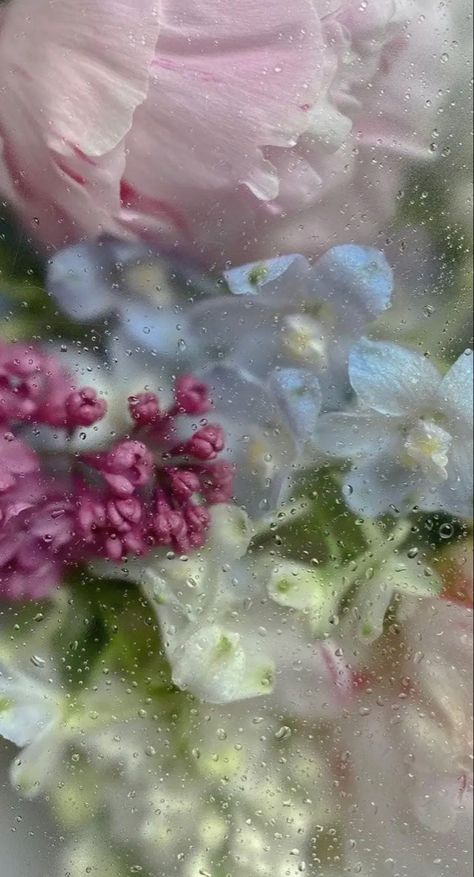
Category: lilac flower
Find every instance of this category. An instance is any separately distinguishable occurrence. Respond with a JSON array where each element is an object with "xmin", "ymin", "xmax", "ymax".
[
  {"xmin": 317, "ymin": 341, "xmax": 473, "ymax": 518},
  {"xmin": 0, "ymin": 338, "xmax": 235, "ymax": 599}
]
